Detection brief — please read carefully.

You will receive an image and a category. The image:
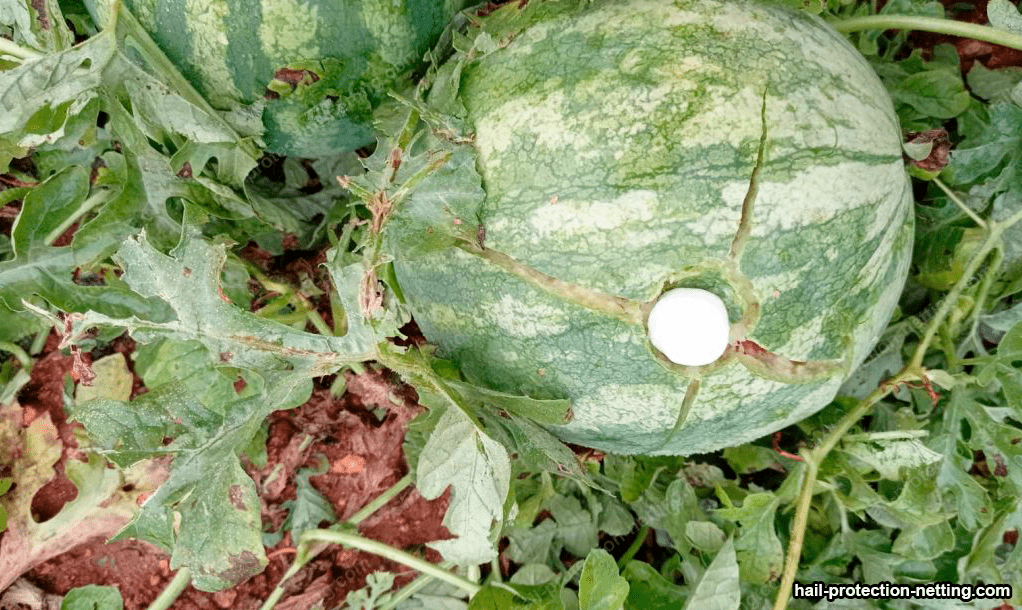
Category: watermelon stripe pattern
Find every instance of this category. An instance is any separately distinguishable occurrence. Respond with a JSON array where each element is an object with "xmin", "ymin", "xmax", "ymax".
[
  {"xmin": 394, "ymin": 0, "xmax": 914, "ymax": 455},
  {"xmin": 111, "ymin": 0, "xmax": 468, "ymax": 156}
]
